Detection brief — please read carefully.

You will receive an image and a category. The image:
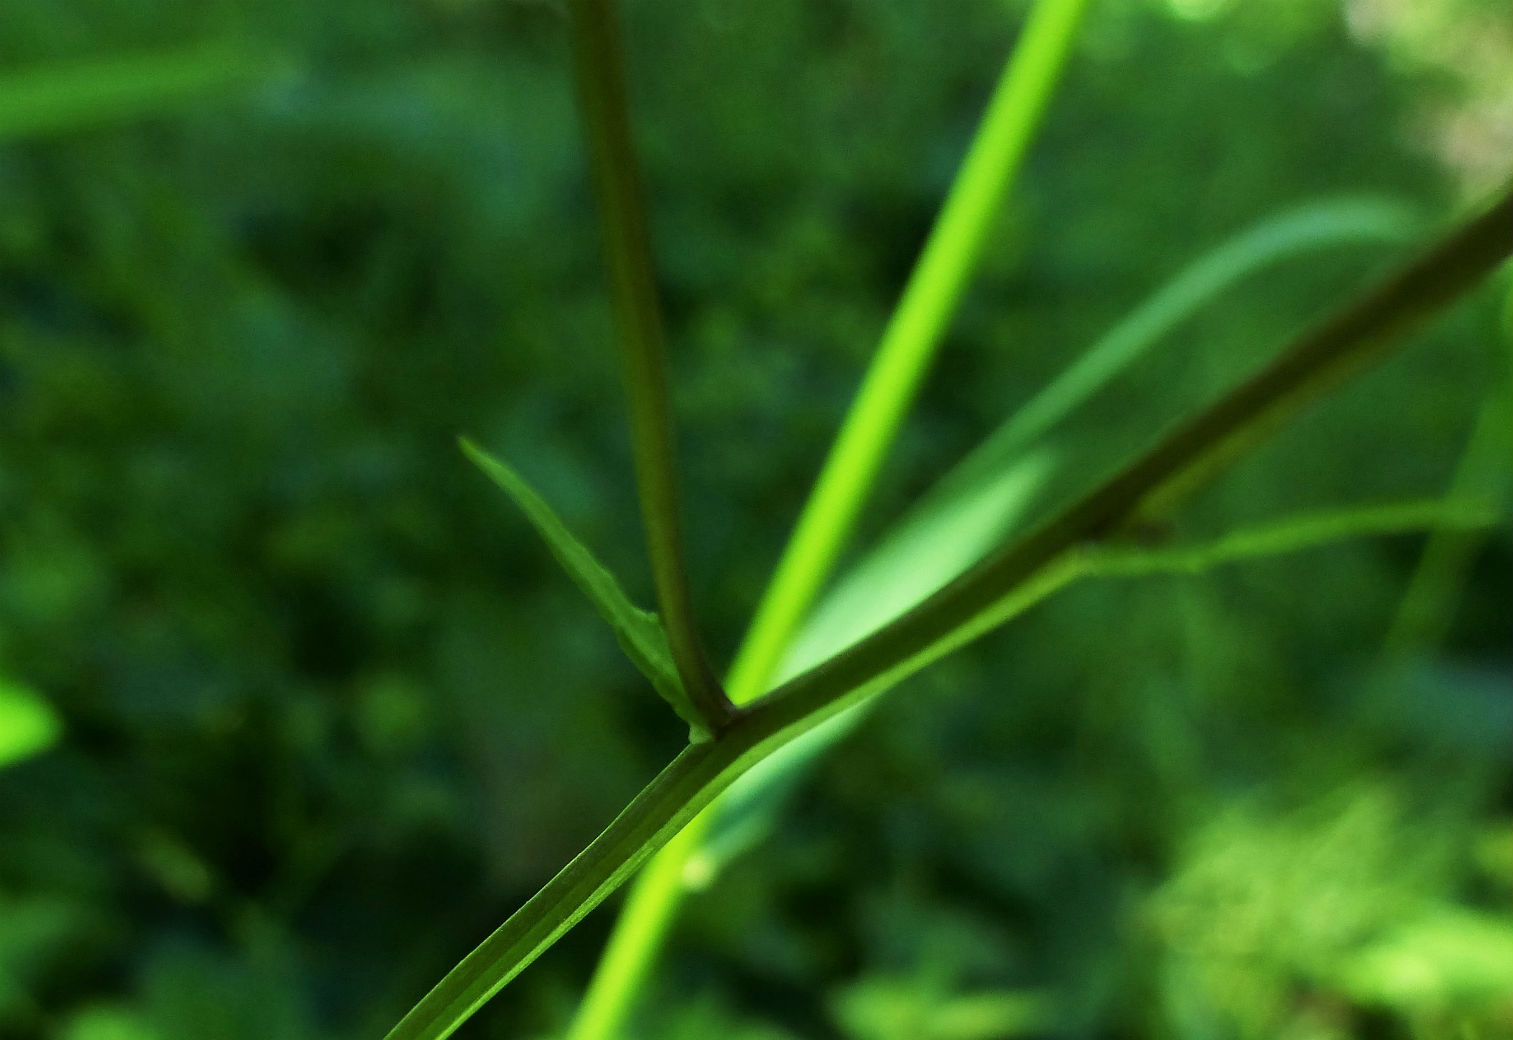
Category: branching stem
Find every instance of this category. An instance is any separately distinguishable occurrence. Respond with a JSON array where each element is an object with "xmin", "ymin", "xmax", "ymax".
[{"xmin": 386, "ymin": 178, "xmax": 1513, "ymax": 1040}]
